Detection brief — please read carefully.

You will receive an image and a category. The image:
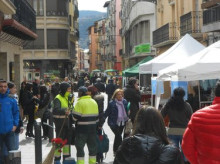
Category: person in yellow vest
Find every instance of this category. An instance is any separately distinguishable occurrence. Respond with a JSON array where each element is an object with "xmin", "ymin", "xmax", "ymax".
[
  {"xmin": 52, "ymin": 82, "xmax": 72, "ymax": 164},
  {"xmin": 73, "ymin": 86, "xmax": 99, "ymax": 164}
]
